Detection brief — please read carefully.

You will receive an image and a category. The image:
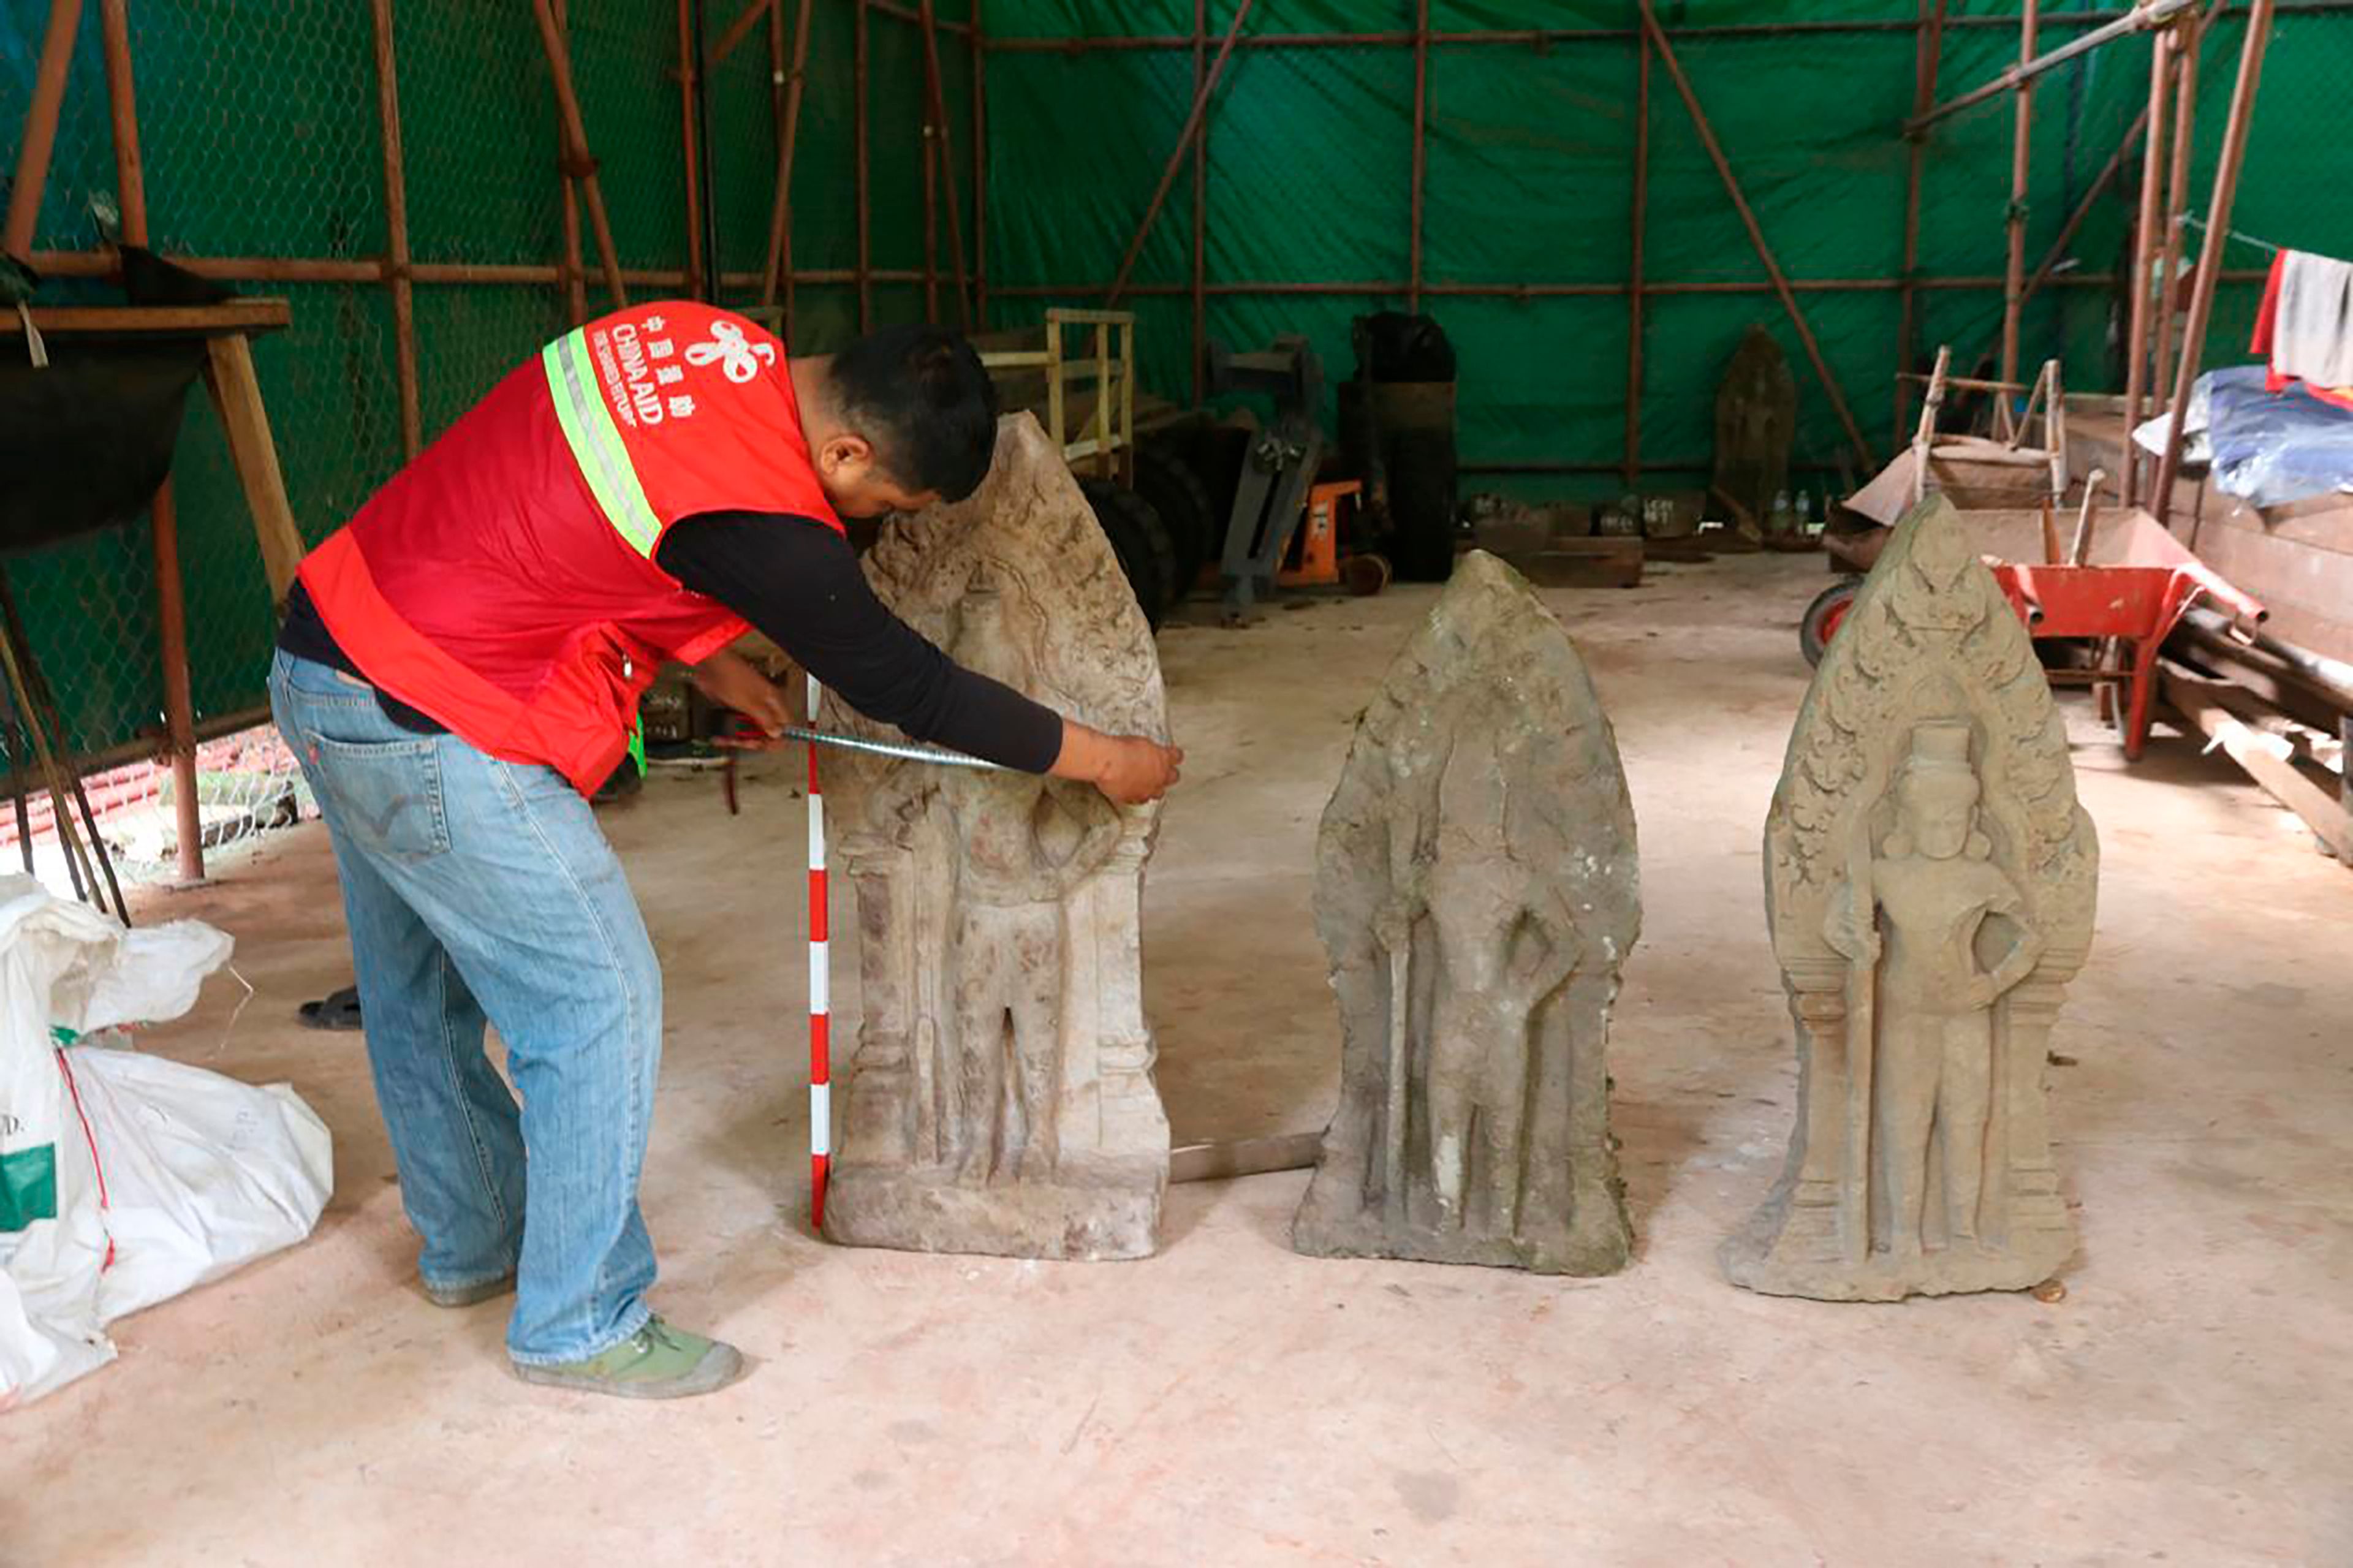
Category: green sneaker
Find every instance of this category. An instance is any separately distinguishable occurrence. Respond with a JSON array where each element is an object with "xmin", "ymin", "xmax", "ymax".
[
  {"xmin": 422, "ymin": 1271, "xmax": 516, "ymax": 1309},
  {"xmin": 512, "ymin": 1317, "xmax": 746, "ymax": 1400}
]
